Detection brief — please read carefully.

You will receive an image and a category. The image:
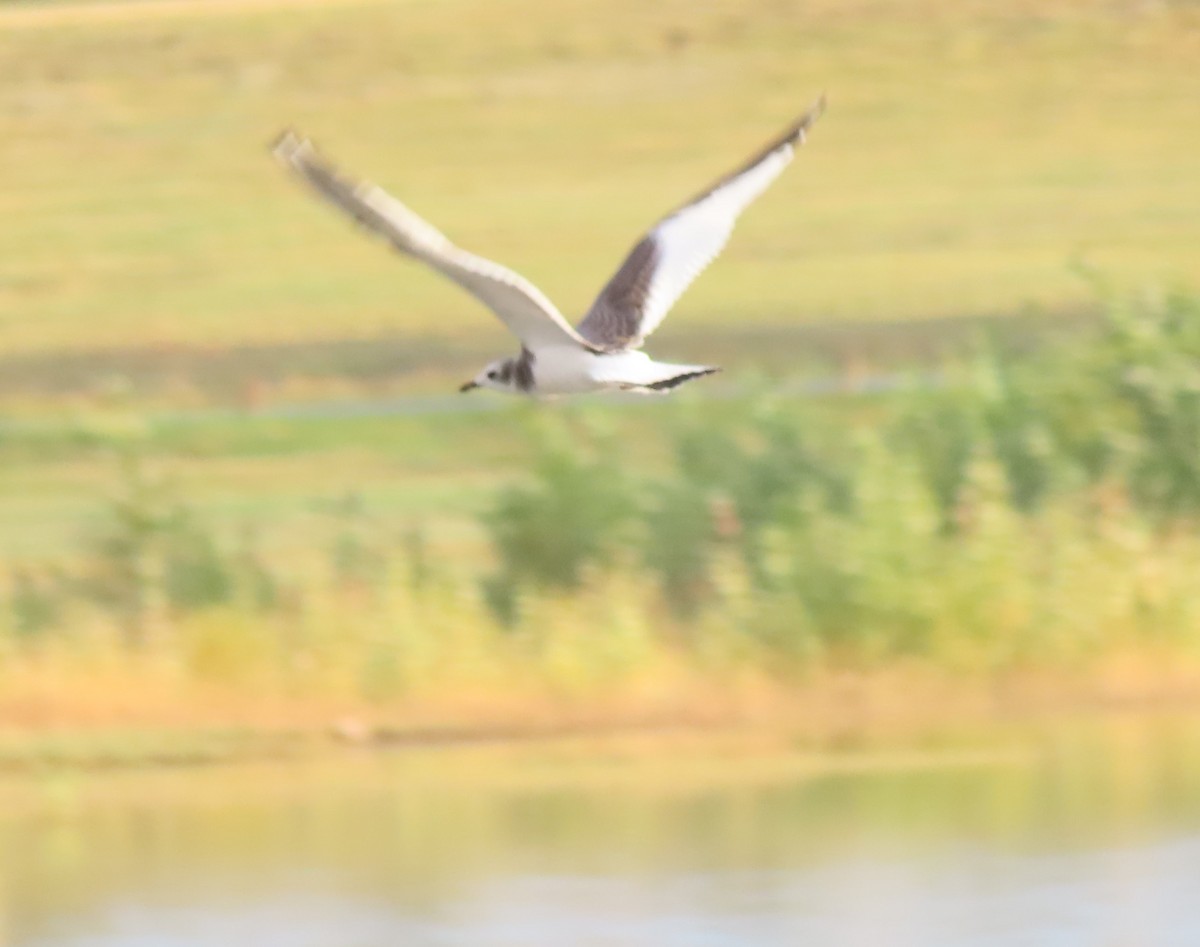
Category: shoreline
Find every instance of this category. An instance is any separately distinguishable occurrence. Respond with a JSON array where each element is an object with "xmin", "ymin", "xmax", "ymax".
[{"xmin": 4, "ymin": 655, "xmax": 1200, "ymax": 773}]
